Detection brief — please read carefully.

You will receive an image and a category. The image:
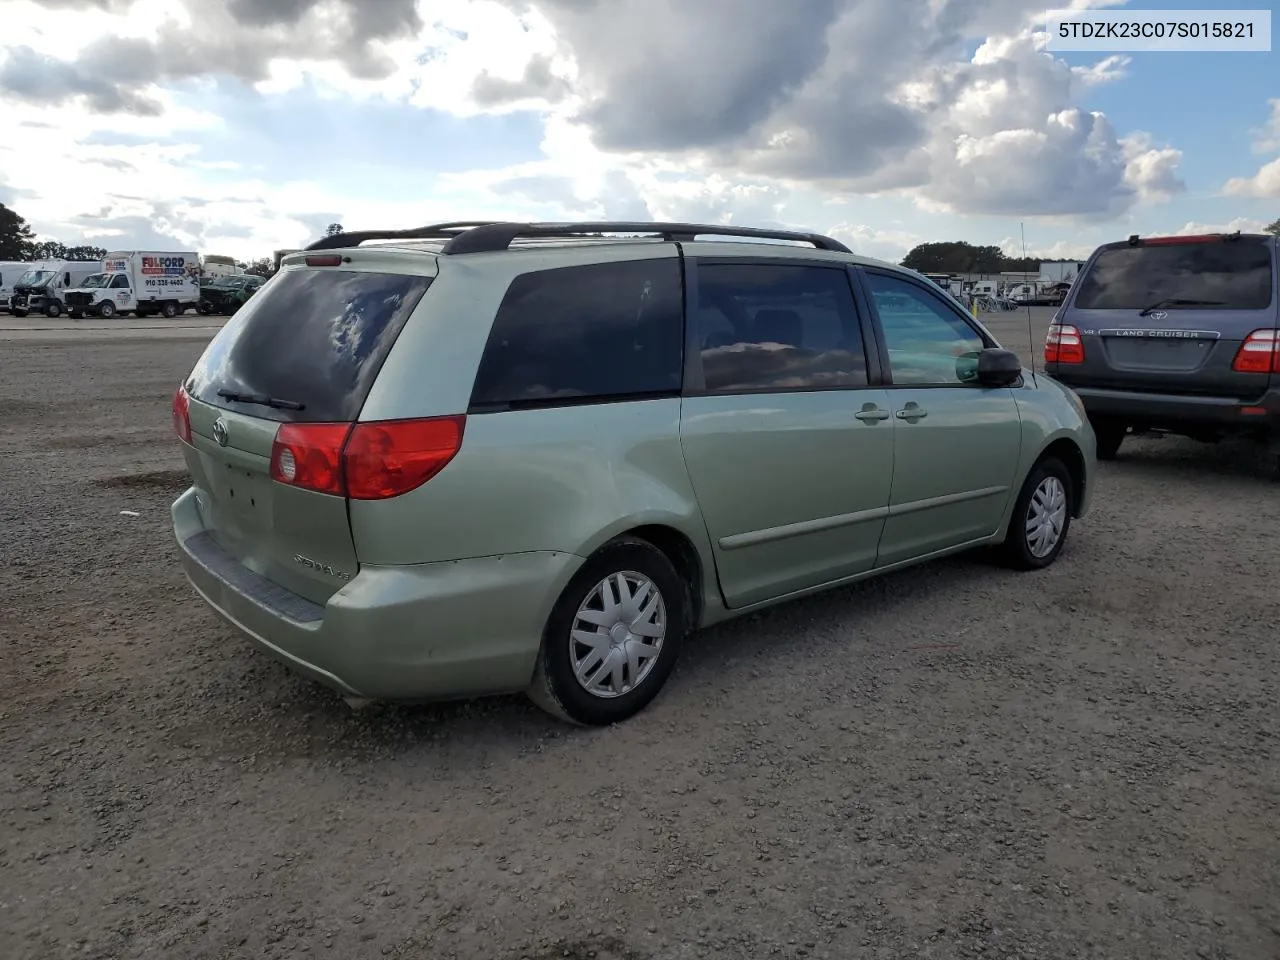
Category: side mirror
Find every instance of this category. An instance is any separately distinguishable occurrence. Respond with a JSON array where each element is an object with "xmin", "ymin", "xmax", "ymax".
[{"xmin": 972, "ymin": 347, "xmax": 1022, "ymax": 387}]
